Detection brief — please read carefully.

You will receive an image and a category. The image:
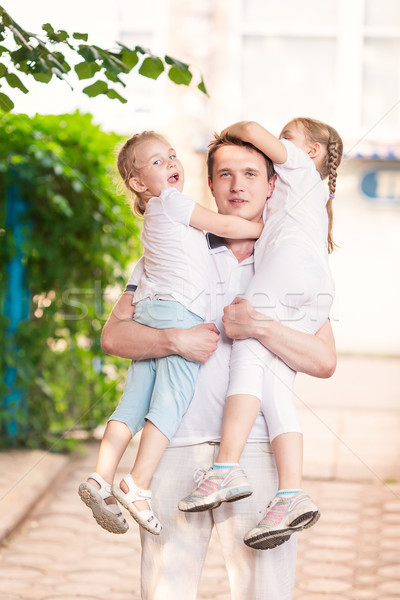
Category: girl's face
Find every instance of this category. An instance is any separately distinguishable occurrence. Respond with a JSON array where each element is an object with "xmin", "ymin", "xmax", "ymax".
[
  {"xmin": 279, "ymin": 121, "xmax": 311, "ymax": 154},
  {"xmin": 130, "ymin": 136, "xmax": 184, "ymax": 198}
]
